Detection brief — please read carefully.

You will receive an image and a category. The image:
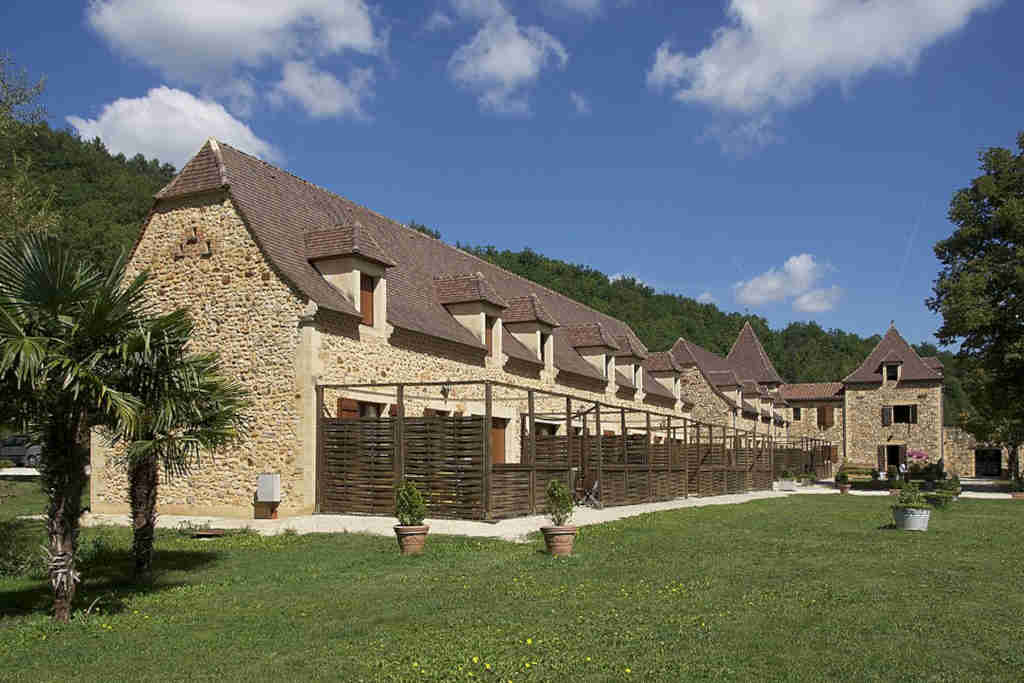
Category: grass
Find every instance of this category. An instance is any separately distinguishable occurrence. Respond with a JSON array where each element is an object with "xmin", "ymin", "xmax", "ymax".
[{"xmin": 2, "ymin": 489, "xmax": 1023, "ymax": 681}]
